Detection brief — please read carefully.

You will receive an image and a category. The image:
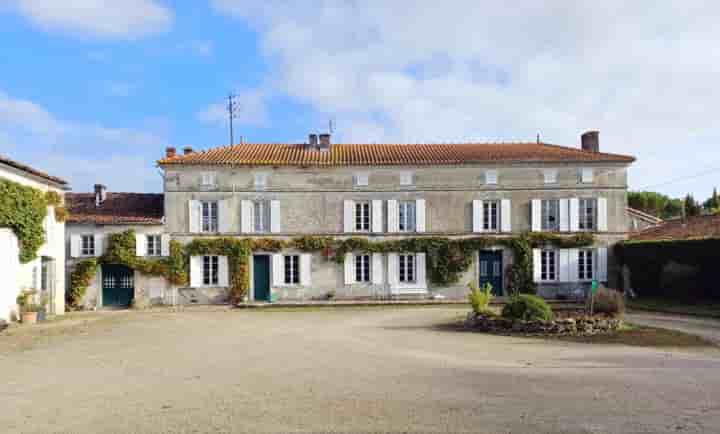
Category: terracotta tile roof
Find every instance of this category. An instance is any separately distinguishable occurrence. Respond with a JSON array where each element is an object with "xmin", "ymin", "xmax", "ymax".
[
  {"xmin": 157, "ymin": 142, "xmax": 636, "ymax": 167},
  {"xmin": 630, "ymin": 214, "xmax": 720, "ymax": 241},
  {"xmin": 66, "ymin": 192, "xmax": 164, "ymax": 225},
  {"xmin": 0, "ymin": 154, "xmax": 68, "ymax": 186}
]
